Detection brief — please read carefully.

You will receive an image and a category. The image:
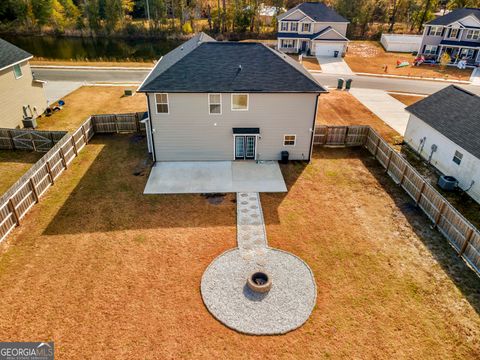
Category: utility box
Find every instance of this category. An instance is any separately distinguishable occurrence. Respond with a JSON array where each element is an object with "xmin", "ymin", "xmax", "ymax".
[{"xmin": 22, "ymin": 117, "xmax": 37, "ymax": 129}]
